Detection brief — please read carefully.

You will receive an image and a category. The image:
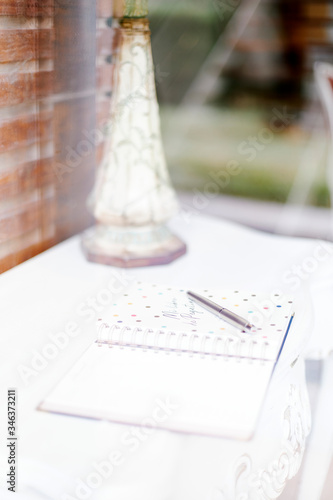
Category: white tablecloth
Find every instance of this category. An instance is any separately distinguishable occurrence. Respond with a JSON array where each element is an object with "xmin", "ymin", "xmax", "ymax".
[{"xmin": 1, "ymin": 213, "xmax": 332, "ymax": 499}]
